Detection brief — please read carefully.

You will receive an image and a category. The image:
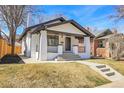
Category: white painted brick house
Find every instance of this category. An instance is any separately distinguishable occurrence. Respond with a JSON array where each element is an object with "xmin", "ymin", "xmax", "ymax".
[{"xmin": 19, "ymin": 17, "xmax": 95, "ymax": 61}]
